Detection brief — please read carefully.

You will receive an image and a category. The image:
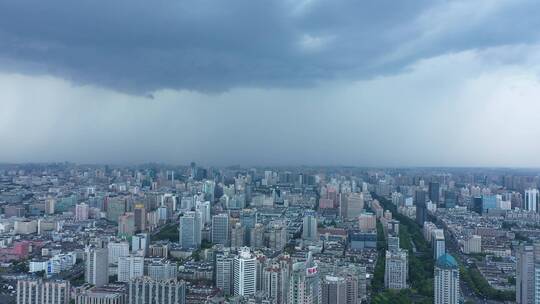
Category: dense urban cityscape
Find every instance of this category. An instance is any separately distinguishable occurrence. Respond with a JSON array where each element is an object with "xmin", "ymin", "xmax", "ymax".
[{"xmin": 0, "ymin": 163, "xmax": 538, "ymax": 303}]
